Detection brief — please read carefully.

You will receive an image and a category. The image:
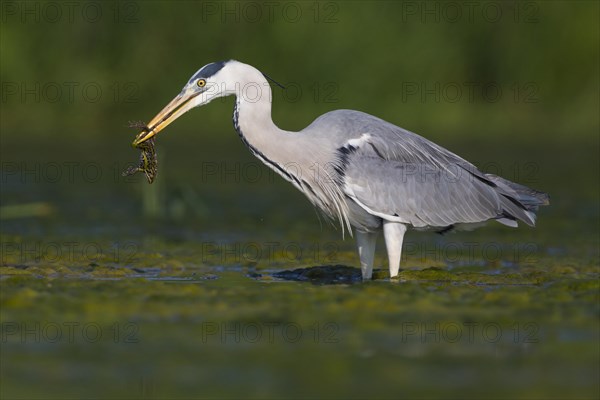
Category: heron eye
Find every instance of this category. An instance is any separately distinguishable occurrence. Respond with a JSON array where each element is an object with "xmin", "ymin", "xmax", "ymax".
[{"xmin": 197, "ymin": 79, "xmax": 206, "ymax": 88}]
